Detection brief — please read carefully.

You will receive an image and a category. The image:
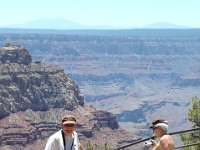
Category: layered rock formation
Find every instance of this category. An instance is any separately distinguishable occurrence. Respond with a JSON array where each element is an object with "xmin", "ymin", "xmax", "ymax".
[
  {"xmin": 0, "ymin": 44, "xmax": 84, "ymax": 119},
  {"xmin": 0, "ymin": 45, "xmax": 136, "ymax": 149}
]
